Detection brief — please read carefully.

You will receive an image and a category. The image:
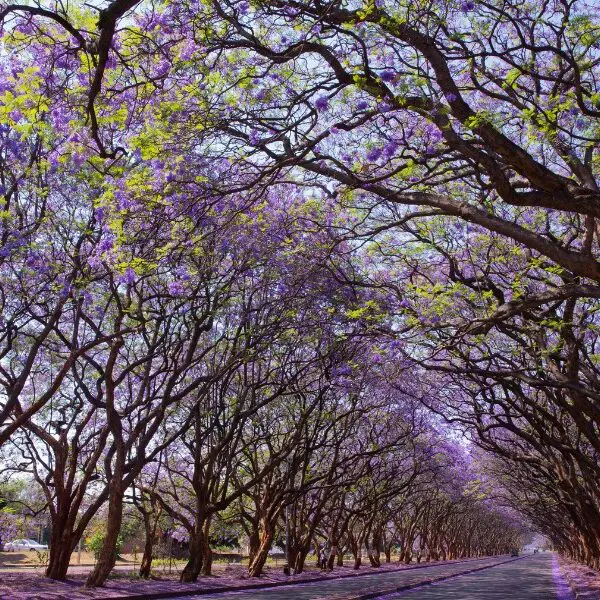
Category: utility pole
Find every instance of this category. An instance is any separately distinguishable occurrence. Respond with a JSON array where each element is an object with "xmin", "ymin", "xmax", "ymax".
[
  {"xmin": 284, "ymin": 454, "xmax": 295, "ymax": 576},
  {"xmin": 285, "ymin": 504, "xmax": 291, "ymax": 575}
]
